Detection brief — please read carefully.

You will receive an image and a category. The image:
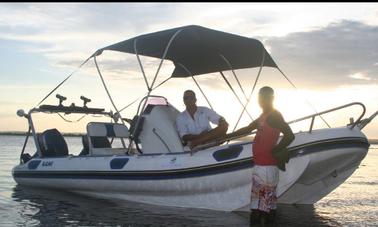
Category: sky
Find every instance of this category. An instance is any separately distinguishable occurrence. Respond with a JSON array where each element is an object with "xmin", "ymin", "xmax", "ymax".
[{"xmin": 0, "ymin": 3, "xmax": 377, "ymax": 138}]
